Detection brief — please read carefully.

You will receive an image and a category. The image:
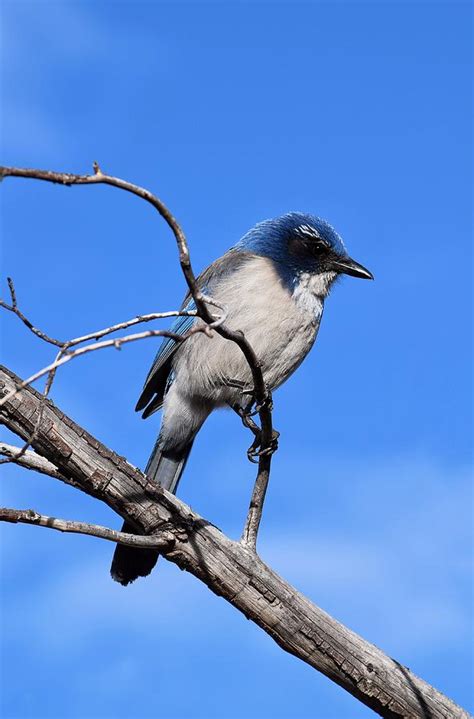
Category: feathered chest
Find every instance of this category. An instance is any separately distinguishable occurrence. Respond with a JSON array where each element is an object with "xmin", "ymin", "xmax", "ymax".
[
  {"xmin": 210, "ymin": 256, "xmax": 325, "ymax": 379},
  {"xmin": 173, "ymin": 255, "xmax": 328, "ymax": 400},
  {"xmin": 212, "ymin": 255, "xmax": 325, "ymax": 328}
]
